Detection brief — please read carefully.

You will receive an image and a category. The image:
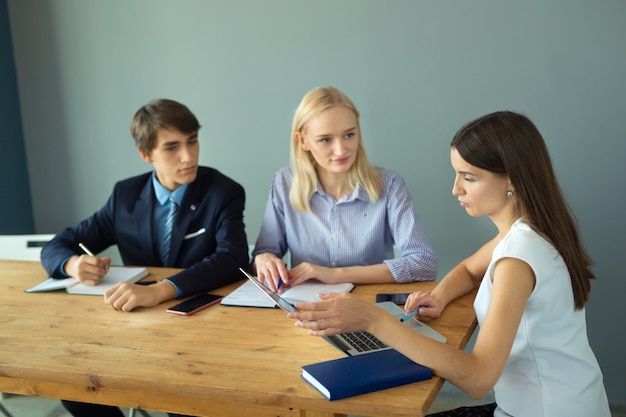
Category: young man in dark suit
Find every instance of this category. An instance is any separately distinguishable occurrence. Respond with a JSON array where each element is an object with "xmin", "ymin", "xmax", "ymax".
[
  {"xmin": 41, "ymin": 99, "xmax": 248, "ymax": 417},
  {"xmin": 41, "ymin": 98, "xmax": 249, "ymax": 311}
]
